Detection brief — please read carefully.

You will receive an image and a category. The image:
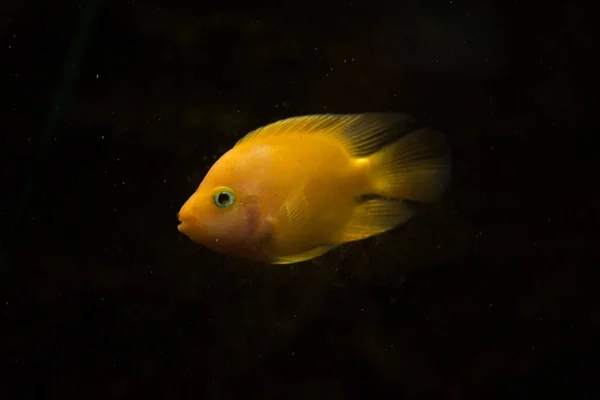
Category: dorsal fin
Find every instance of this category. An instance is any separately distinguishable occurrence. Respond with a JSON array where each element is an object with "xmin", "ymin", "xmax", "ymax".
[{"xmin": 235, "ymin": 113, "xmax": 417, "ymax": 157}]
